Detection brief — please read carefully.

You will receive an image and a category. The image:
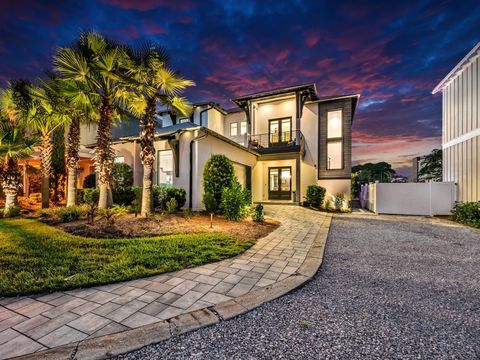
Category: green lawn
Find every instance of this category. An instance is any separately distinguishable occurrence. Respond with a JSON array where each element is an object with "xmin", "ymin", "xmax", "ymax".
[{"xmin": 0, "ymin": 218, "xmax": 253, "ymax": 297}]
